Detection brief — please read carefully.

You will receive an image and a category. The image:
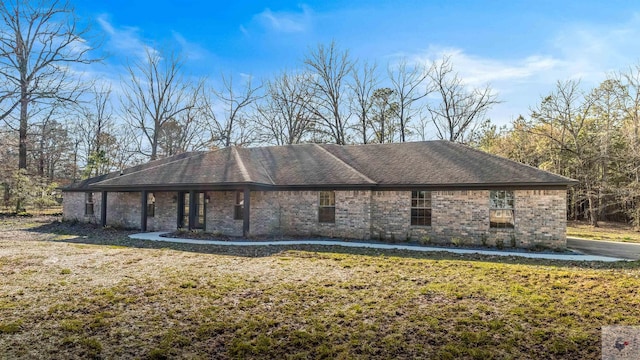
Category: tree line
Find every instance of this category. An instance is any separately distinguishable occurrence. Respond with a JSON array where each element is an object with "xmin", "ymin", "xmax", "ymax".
[
  {"xmin": 475, "ymin": 73, "xmax": 640, "ymax": 229},
  {"xmin": 1, "ymin": 0, "xmax": 638, "ymax": 230},
  {"xmin": 0, "ymin": 1, "xmax": 498, "ymax": 211}
]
